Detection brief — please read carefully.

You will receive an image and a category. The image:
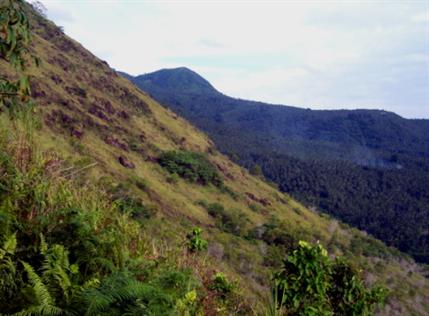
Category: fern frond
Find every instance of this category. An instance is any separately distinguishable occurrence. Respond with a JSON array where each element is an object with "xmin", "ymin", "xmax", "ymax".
[
  {"xmin": 41, "ymin": 244, "xmax": 73, "ymax": 301},
  {"xmin": 22, "ymin": 261, "xmax": 55, "ymax": 306},
  {"xmin": 2, "ymin": 232, "xmax": 17, "ymax": 255},
  {"xmin": 83, "ymin": 288, "xmax": 113, "ymax": 316},
  {"xmin": 14, "ymin": 262, "xmax": 63, "ymax": 316},
  {"xmin": 82, "ymin": 273, "xmax": 149, "ymax": 315}
]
